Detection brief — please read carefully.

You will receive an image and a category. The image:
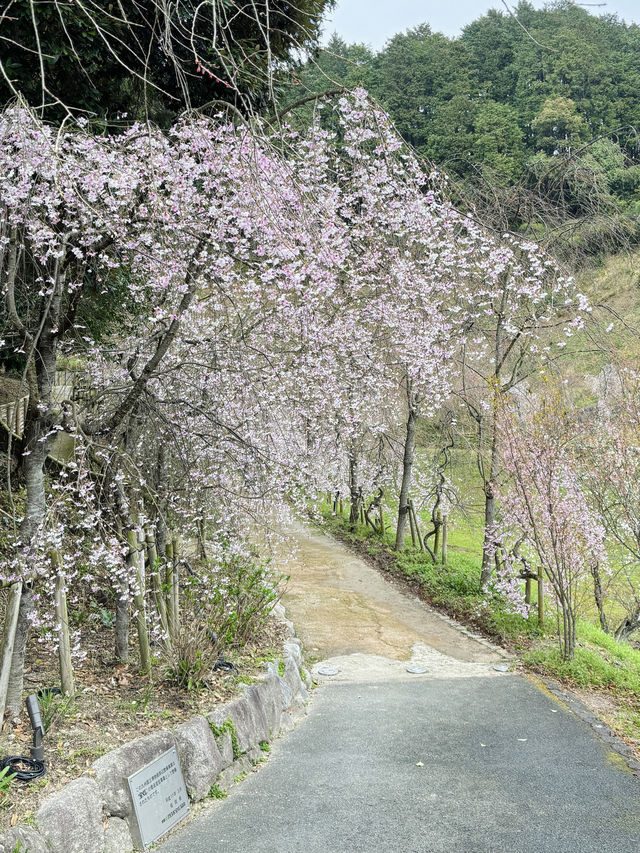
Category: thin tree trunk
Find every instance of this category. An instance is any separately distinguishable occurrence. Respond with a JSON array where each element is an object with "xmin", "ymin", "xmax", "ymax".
[
  {"xmin": 591, "ymin": 563, "xmax": 608, "ymax": 633},
  {"xmin": 395, "ymin": 394, "xmax": 416, "ymax": 551},
  {"xmin": 6, "ymin": 585, "xmax": 34, "ymax": 719},
  {"xmin": 481, "ymin": 393, "xmax": 501, "ymax": 588},
  {"xmin": 348, "ymin": 455, "xmax": 359, "ymax": 526},
  {"xmin": 0, "ymin": 581, "xmax": 22, "ymax": 728}
]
